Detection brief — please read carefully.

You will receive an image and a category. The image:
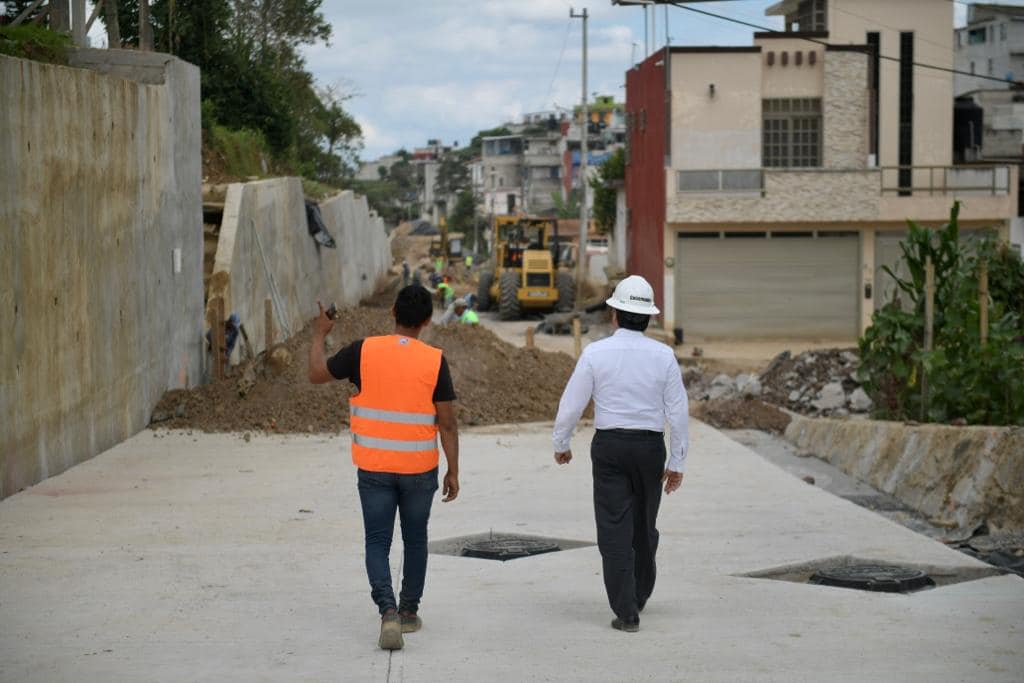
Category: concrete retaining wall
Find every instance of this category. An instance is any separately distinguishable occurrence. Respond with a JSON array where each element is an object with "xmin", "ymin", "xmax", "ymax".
[
  {"xmin": 0, "ymin": 52, "xmax": 204, "ymax": 498},
  {"xmin": 208, "ymin": 179, "xmax": 390, "ymax": 359},
  {"xmin": 785, "ymin": 416, "xmax": 1024, "ymax": 532}
]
